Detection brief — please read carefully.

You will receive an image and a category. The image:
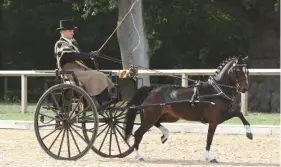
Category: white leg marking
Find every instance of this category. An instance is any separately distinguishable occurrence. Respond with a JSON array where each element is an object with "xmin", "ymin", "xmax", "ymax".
[
  {"xmin": 134, "ymin": 148, "xmax": 144, "ymax": 161},
  {"xmin": 245, "ymin": 125, "xmax": 252, "ymax": 133},
  {"xmin": 204, "ymin": 150, "xmax": 216, "ymax": 162},
  {"xmin": 159, "ymin": 125, "xmax": 169, "ymax": 143}
]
